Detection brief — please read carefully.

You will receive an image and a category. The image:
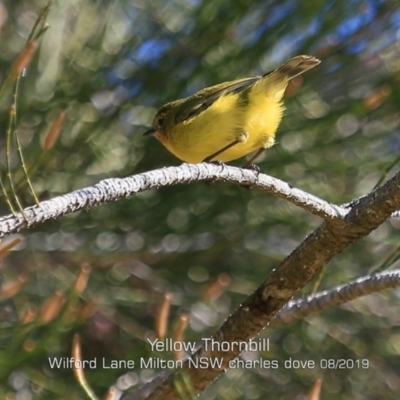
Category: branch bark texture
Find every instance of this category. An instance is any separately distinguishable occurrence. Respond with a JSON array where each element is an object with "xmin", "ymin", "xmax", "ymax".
[{"xmin": 0, "ymin": 163, "xmax": 345, "ymax": 236}]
